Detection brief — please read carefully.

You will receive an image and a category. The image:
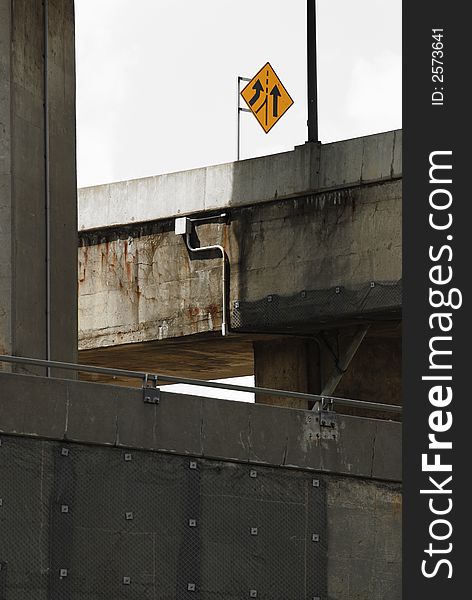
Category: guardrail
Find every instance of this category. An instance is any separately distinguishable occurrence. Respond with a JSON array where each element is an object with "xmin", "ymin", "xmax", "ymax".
[{"xmin": 0, "ymin": 354, "xmax": 402, "ymax": 415}]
